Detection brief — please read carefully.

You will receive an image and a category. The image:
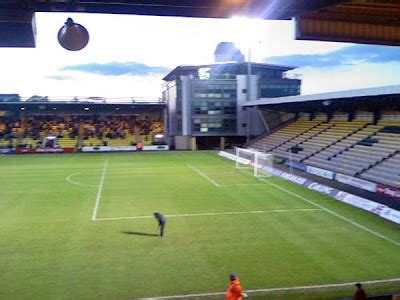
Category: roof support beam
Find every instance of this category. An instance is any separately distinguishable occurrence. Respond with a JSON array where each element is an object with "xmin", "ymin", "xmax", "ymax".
[
  {"xmin": 265, "ymin": 0, "xmax": 350, "ymax": 19},
  {"xmin": 296, "ymin": 17, "xmax": 400, "ymax": 46}
]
